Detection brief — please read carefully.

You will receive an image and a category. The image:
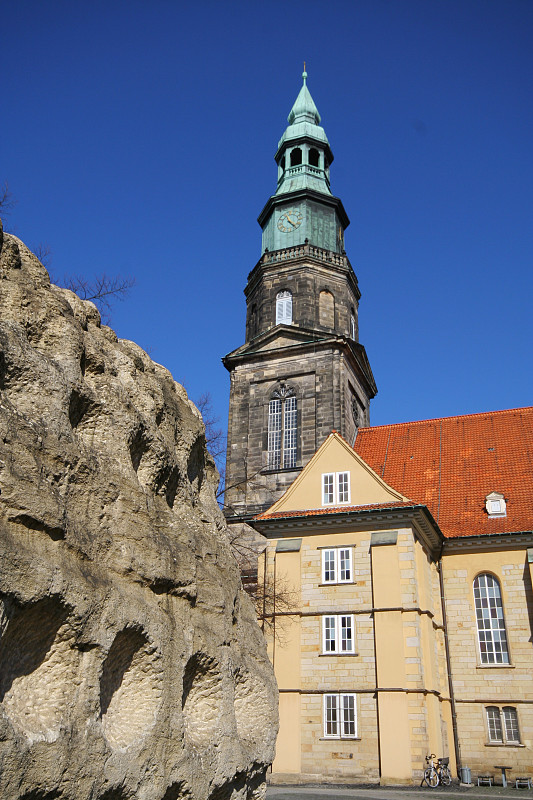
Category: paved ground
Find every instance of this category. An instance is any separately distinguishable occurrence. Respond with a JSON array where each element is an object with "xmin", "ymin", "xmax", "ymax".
[{"xmin": 267, "ymin": 784, "xmax": 527, "ymax": 800}]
